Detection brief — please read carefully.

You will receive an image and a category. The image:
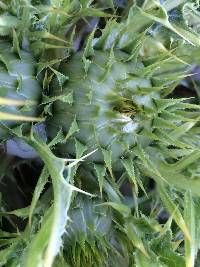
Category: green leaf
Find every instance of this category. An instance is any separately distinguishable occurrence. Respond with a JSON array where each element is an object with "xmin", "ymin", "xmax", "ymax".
[
  {"xmin": 29, "ymin": 167, "xmax": 49, "ymax": 226},
  {"xmin": 99, "ymin": 201, "xmax": 131, "ymax": 217},
  {"xmin": 37, "ymin": 59, "xmax": 62, "ymax": 76},
  {"xmin": 64, "ymin": 117, "xmax": 79, "ymax": 141},
  {"xmin": 134, "ymin": 145, "xmax": 165, "ymax": 182},
  {"xmin": 48, "ymin": 129, "xmax": 65, "ymax": 147},
  {"xmin": 12, "ymin": 29, "xmax": 21, "ymax": 59},
  {"xmin": 24, "ymin": 135, "xmax": 74, "ymax": 267},
  {"xmin": 0, "ymin": 1, "xmax": 8, "ymax": 10},
  {"xmin": 153, "ymin": 117, "xmax": 177, "ymax": 129},
  {"xmin": 125, "ymin": 221, "xmax": 148, "ymax": 257},
  {"xmin": 155, "ymin": 129, "xmax": 191, "ymax": 148},
  {"xmin": 0, "ymin": 241, "xmax": 20, "ymax": 266},
  {"xmin": 77, "ymin": 8, "xmax": 112, "ymax": 17},
  {"xmin": 170, "ymin": 121, "xmax": 198, "ymax": 138},
  {"xmin": 42, "ymin": 92, "xmax": 73, "ymax": 105},
  {"xmin": 135, "ymin": 250, "xmax": 159, "ymax": 267},
  {"xmin": 71, "ymin": 139, "xmax": 87, "ymax": 178},
  {"xmin": 142, "ymin": 159, "xmax": 200, "ymax": 196},
  {"xmin": 102, "ymin": 149, "xmax": 113, "ymax": 178},
  {"xmin": 49, "ymin": 67, "xmax": 69, "ymax": 88},
  {"xmin": 0, "ymin": 14, "xmax": 19, "ymax": 36},
  {"xmin": 103, "ymin": 179, "xmax": 121, "ymax": 203},
  {"xmin": 0, "ymin": 207, "xmax": 29, "ymax": 218},
  {"xmin": 171, "ymin": 150, "xmax": 200, "ymax": 171},
  {"xmin": 184, "ymin": 191, "xmax": 196, "ymax": 267},
  {"xmin": 75, "ymin": 139, "xmax": 87, "ymax": 159},
  {"xmin": 158, "ymin": 185, "xmax": 191, "ymax": 241},
  {"xmin": 127, "ymin": 32, "xmax": 147, "ymax": 62},
  {"xmin": 154, "ymin": 97, "xmax": 190, "ymax": 111},
  {"xmin": 82, "ymin": 29, "xmax": 95, "ymax": 73},
  {"xmin": 121, "ymin": 158, "xmax": 138, "ymax": 194},
  {"xmin": 150, "ymin": 230, "xmax": 185, "ymax": 267},
  {"xmin": 139, "ymin": 1, "xmax": 200, "ymax": 46},
  {"xmin": 94, "ymin": 164, "xmax": 106, "ymax": 197},
  {"xmin": 25, "ymin": 207, "xmax": 55, "ymax": 267}
]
